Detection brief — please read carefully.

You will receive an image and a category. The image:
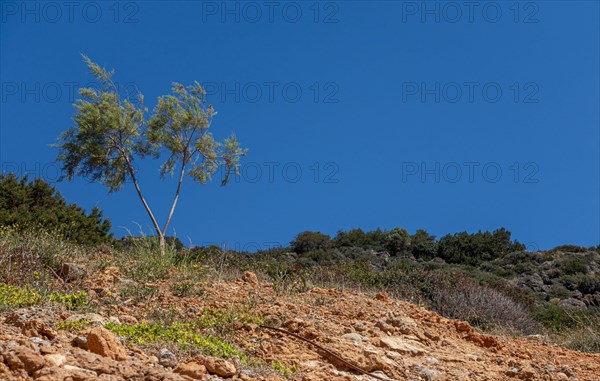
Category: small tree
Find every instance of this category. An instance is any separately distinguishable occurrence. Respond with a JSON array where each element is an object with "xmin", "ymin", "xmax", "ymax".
[
  {"xmin": 385, "ymin": 227, "xmax": 411, "ymax": 256},
  {"xmin": 56, "ymin": 55, "xmax": 247, "ymax": 253},
  {"xmin": 291, "ymin": 231, "xmax": 331, "ymax": 254}
]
